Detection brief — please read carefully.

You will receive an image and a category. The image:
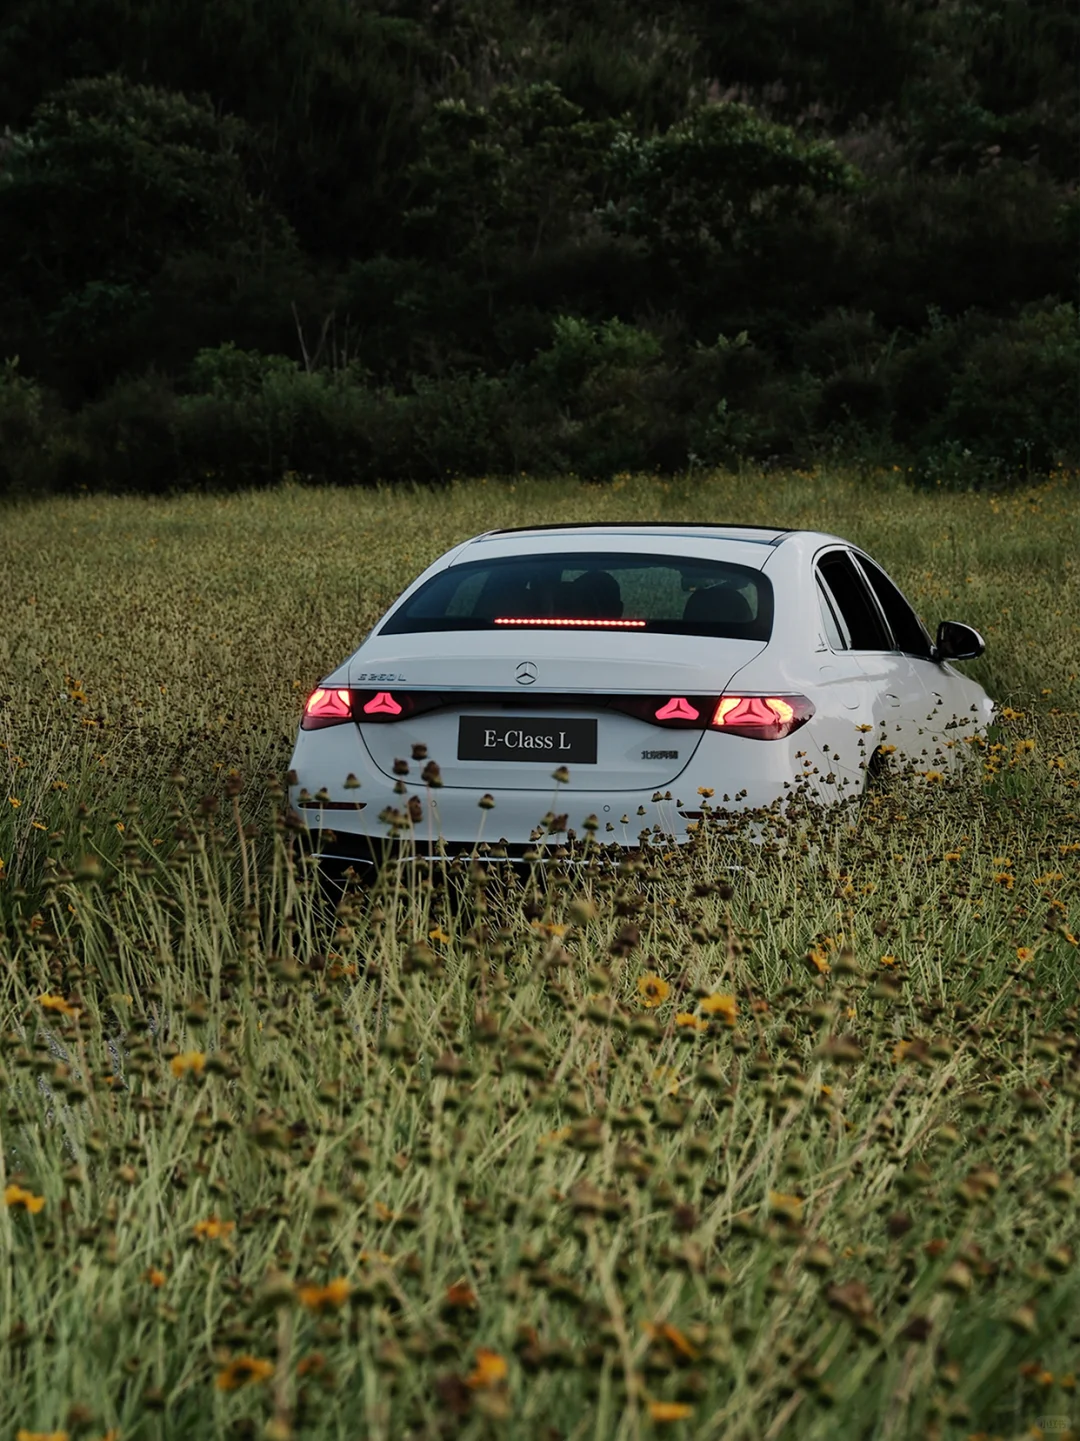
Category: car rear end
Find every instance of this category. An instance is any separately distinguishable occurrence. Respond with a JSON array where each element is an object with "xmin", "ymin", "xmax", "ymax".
[{"xmin": 288, "ymin": 531, "xmax": 815, "ymax": 868}]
